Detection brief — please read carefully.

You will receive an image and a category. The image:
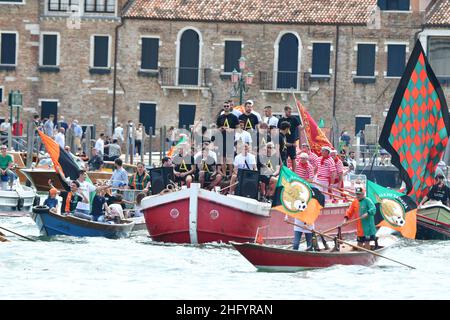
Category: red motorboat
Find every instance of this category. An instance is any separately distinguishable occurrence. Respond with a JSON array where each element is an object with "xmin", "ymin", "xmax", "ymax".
[
  {"xmin": 231, "ymin": 239, "xmax": 393, "ymax": 272},
  {"xmin": 141, "ymin": 183, "xmax": 354, "ymax": 244}
]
